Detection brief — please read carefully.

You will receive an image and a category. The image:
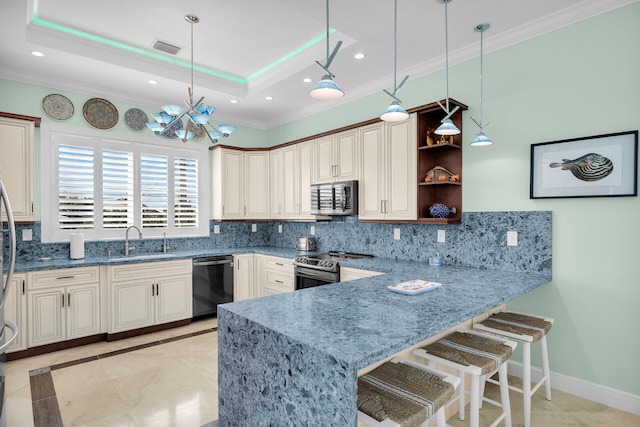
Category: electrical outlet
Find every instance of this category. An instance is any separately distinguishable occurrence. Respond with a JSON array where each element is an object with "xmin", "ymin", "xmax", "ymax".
[
  {"xmin": 278, "ymin": 224, "xmax": 283, "ymax": 233},
  {"xmin": 22, "ymin": 229, "xmax": 33, "ymax": 241},
  {"xmin": 214, "ymin": 225, "xmax": 220, "ymax": 234},
  {"xmin": 507, "ymin": 231, "xmax": 518, "ymax": 246},
  {"xmin": 310, "ymin": 225, "xmax": 316, "ymax": 235},
  {"xmin": 251, "ymin": 224, "xmax": 257, "ymax": 232},
  {"xmin": 393, "ymin": 228, "xmax": 401, "ymax": 240},
  {"xmin": 437, "ymin": 229, "xmax": 446, "ymax": 243}
]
